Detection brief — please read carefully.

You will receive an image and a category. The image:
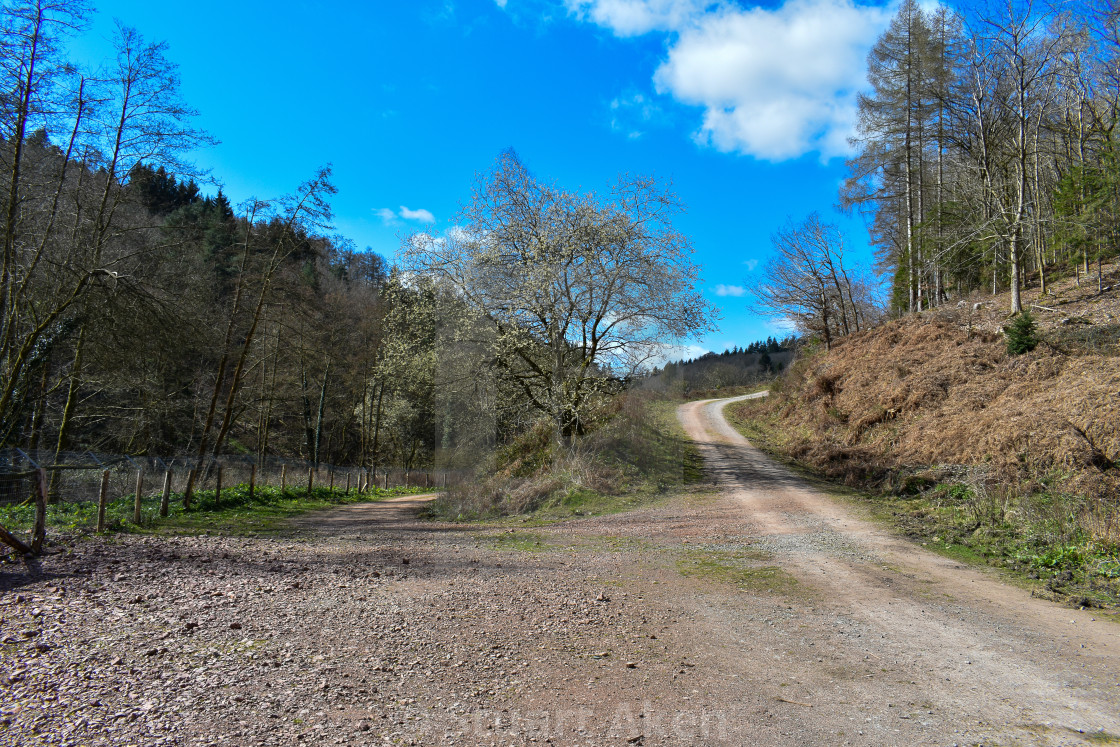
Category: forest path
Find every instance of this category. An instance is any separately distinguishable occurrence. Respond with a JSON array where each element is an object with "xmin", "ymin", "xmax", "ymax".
[
  {"xmin": 4, "ymin": 403, "xmax": 1120, "ymax": 746},
  {"xmin": 671, "ymin": 394, "xmax": 1120, "ymax": 744},
  {"xmin": 287, "ymin": 492, "xmax": 438, "ymax": 533}
]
